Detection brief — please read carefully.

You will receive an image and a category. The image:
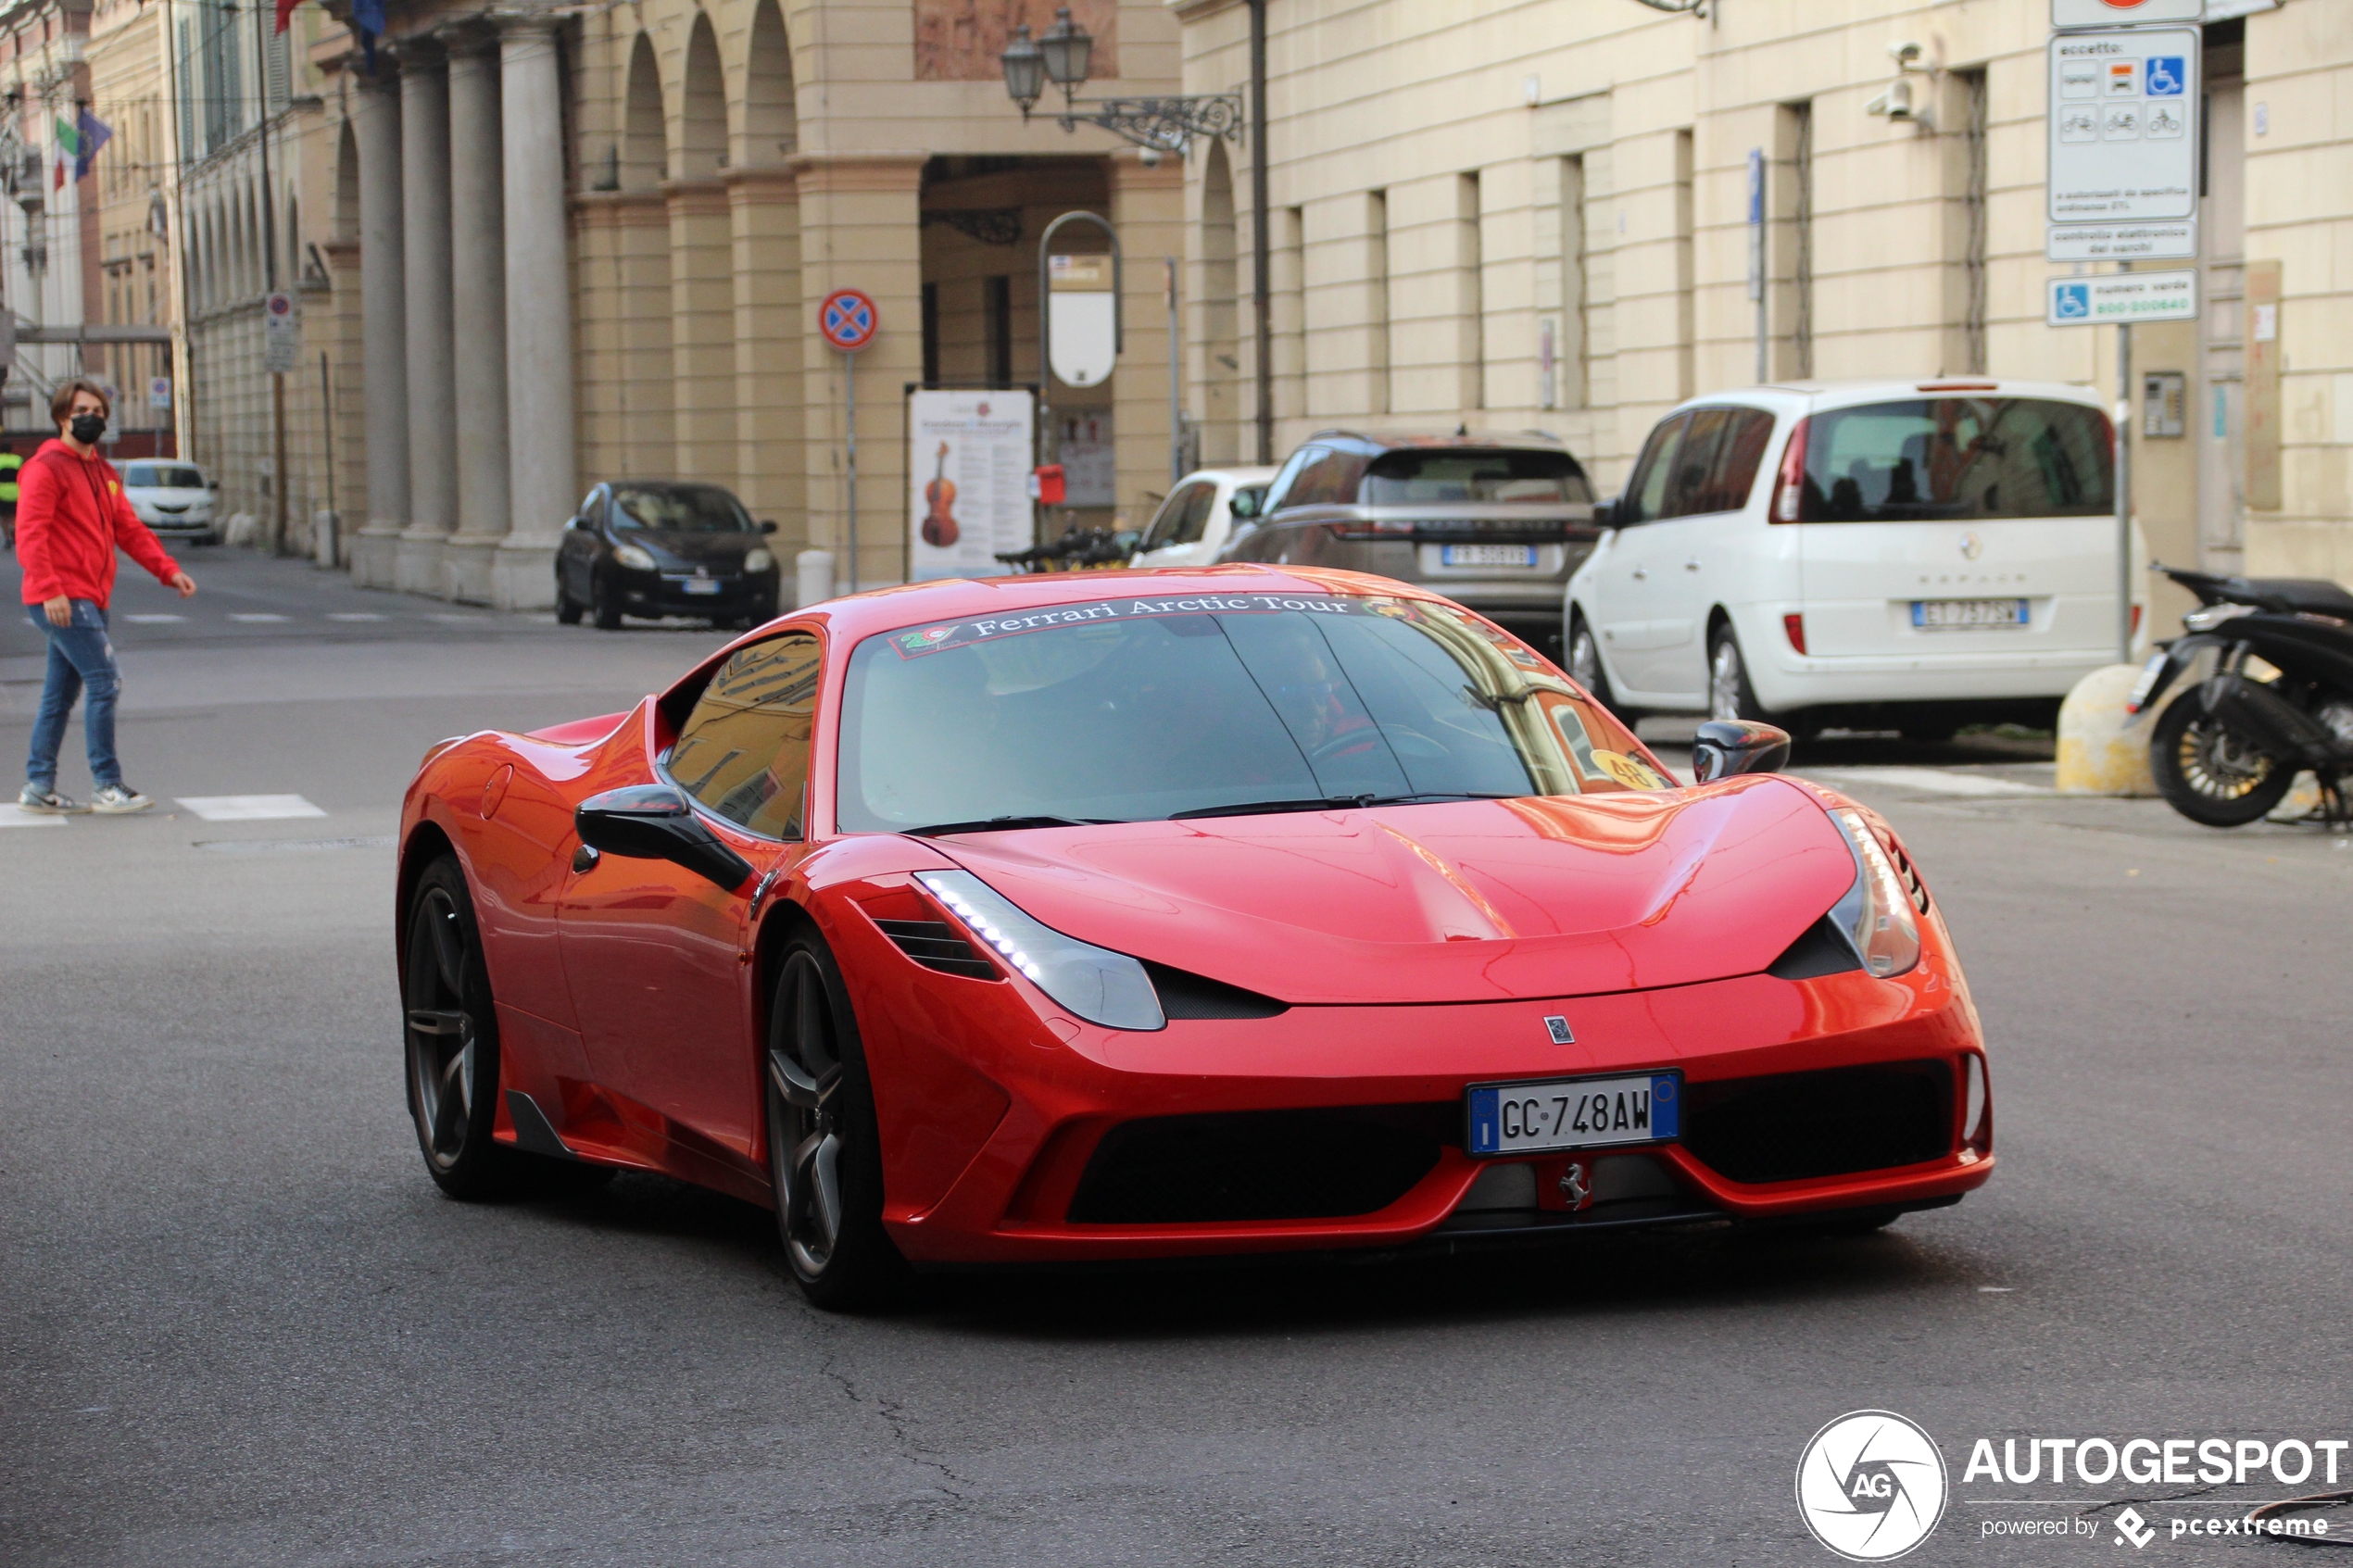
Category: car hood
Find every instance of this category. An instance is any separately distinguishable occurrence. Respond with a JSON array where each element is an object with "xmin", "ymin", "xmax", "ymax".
[
  {"xmin": 928, "ymin": 776, "xmax": 1856, "ymax": 1005},
  {"xmin": 624, "ymin": 530, "xmax": 758, "ymax": 566}
]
